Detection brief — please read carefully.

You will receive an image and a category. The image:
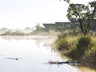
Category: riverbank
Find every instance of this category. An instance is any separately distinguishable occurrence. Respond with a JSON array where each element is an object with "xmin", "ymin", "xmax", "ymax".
[
  {"xmin": 80, "ymin": 67, "xmax": 96, "ymax": 72},
  {"xmin": 53, "ymin": 34, "xmax": 96, "ymax": 72},
  {"xmin": 1, "ymin": 34, "xmax": 96, "ymax": 72}
]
